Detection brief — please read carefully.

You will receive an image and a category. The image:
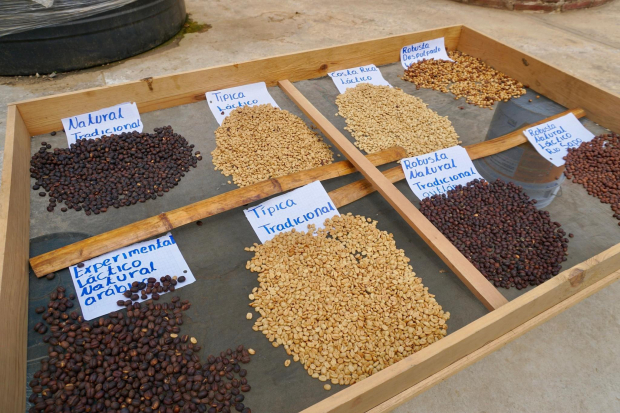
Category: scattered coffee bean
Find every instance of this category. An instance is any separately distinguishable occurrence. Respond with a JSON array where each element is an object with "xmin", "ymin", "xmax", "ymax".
[
  {"xmin": 77, "ymin": 263, "xmax": 84, "ymax": 268},
  {"xmin": 336, "ymin": 83, "xmax": 460, "ymax": 157},
  {"xmin": 35, "ymin": 306, "xmax": 45, "ymax": 314},
  {"xmin": 45, "ymin": 272, "xmax": 55, "ymax": 280},
  {"xmin": 212, "ymin": 105, "xmax": 333, "ymax": 187},
  {"xmin": 246, "ymin": 214, "xmax": 449, "ymax": 384},
  {"xmin": 246, "ymin": 312, "xmax": 253, "ymax": 320},
  {"xmin": 324, "ymin": 384, "xmax": 331, "ymax": 391},
  {"xmin": 197, "ymin": 220, "xmax": 203, "ymax": 226},
  {"xmin": 420, "ymin": 179, "xmax": 568, "ymax": 289},
  {"xmin": 403, "ymin": 51, "xmax": 526, "ymax": 108},
  {"xmin": 30, "ymin": 127, "xmax": 201, "ymax": 215},
  {"xmin": 565, "ymin": 133, "xmax": 620, "ymax": 222},
  {"xmin": 31, "ymin": 294, "xmax": 254, "ymax": 413},
  {"xmin": 50, "ymin": 131, "xmax": 56, "ymax": 136},
  {"xmin": 178, "ymin": 275, "xmax": 186, "ymax": 283}
]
